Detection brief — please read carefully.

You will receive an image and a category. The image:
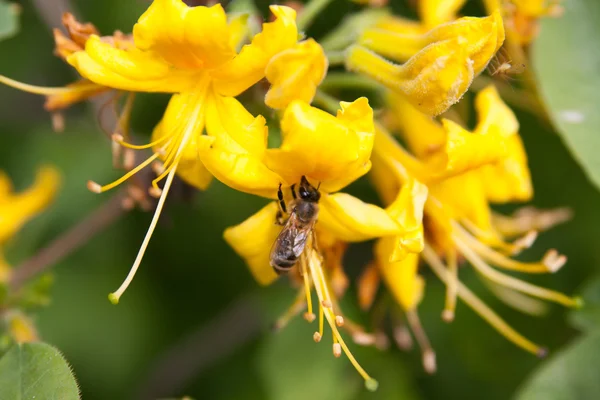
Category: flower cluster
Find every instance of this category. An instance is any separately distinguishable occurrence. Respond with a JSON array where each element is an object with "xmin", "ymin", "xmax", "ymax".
[{"xmin": 0, "ymin": 0, "xmax": 579, "ymax": 390}]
